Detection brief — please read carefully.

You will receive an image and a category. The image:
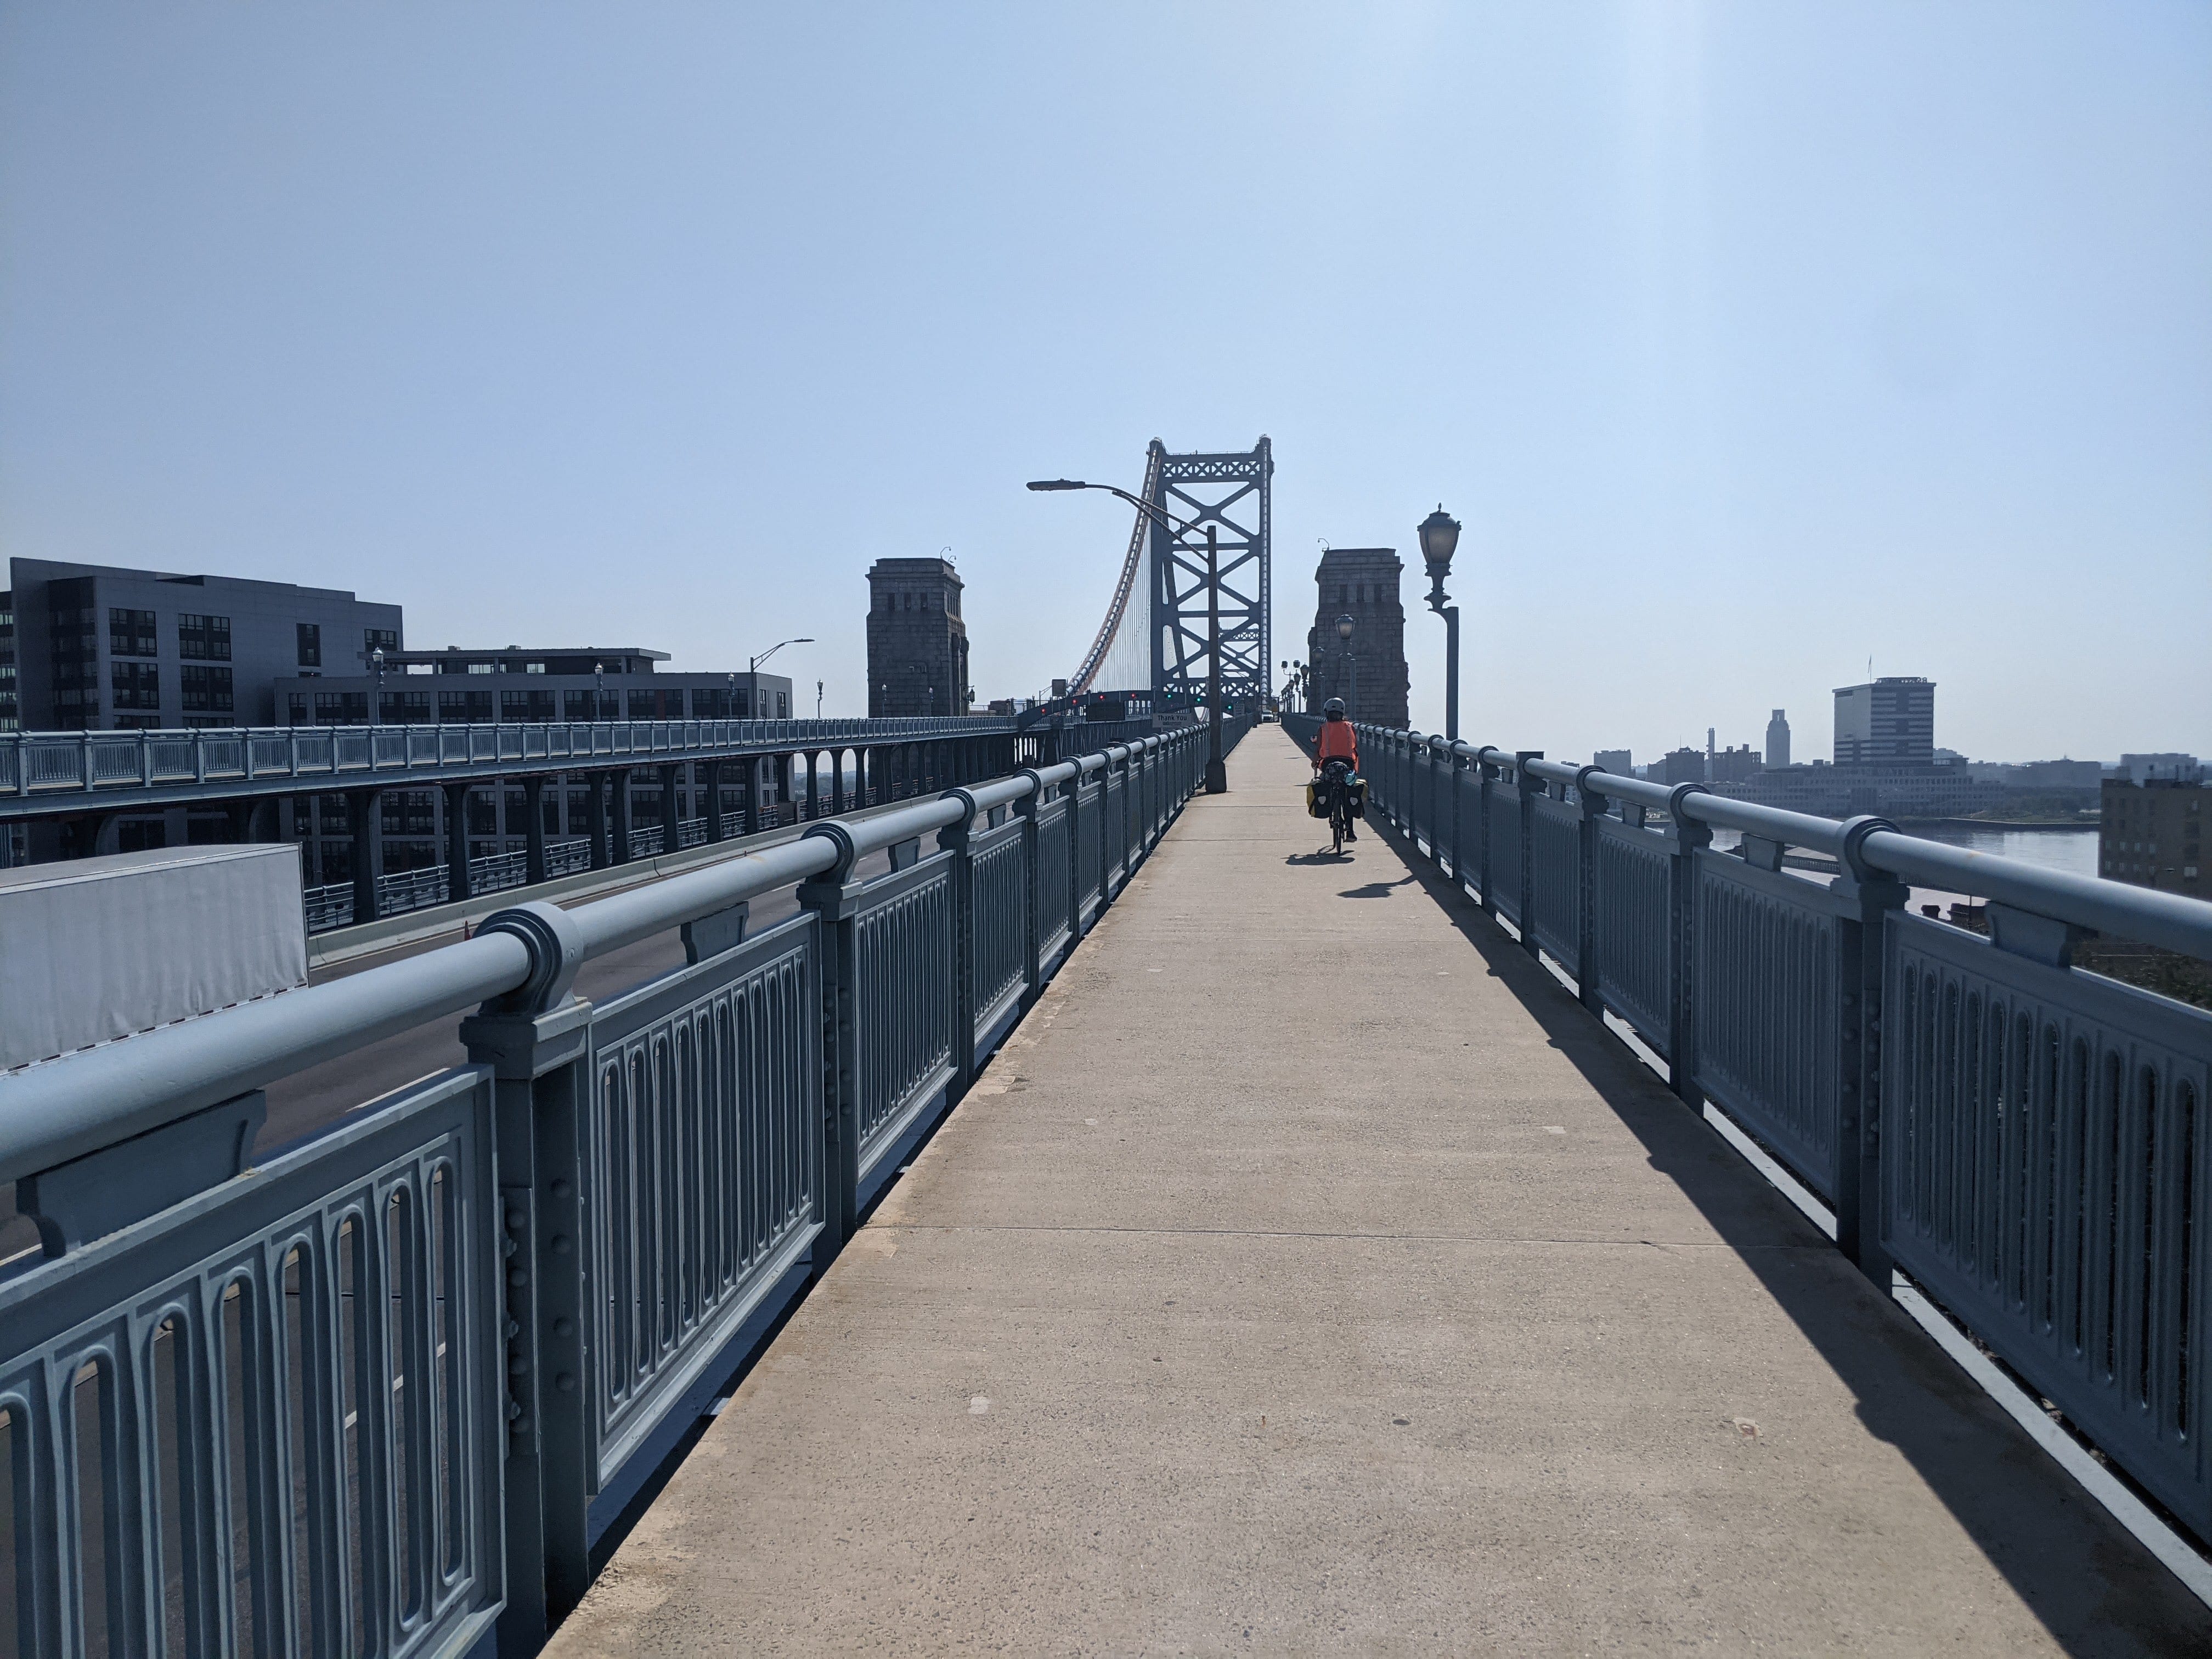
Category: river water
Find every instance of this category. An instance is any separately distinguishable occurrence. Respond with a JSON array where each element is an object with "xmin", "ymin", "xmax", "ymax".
[{"xmin": 1703, "ymin": 823, "xmax": 2100, "ymax": 916}]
